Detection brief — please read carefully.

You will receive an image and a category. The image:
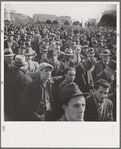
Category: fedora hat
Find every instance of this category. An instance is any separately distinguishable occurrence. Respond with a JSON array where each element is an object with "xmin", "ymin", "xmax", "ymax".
[
  {"xmin": 82, "ymin": 58, "xmax": 93, "ymax": 71},
  {"xmin": 14, "ymin": 55, "xmax": 27, "ymax": 66},
  {"xmin": 64, "ymin": 47, "xmax": 74, "ymax": 56},
  {"xmin": 4, "ymin": 48, "xmax": 15, "ymax": 56},
  {"xmin": 39, "ymin": 62, "xmax": 54, "ymax": 71},
  {"xmin": 87, "ymin": 47, "xmax": 95, "ymax": 53},
  {"xmin": 60, "ymin": 83, "xmax": 89, "ymax": 105},
  {"xmin": 25, "ymin": 48, "xmax": 33, "ymax": 56},
  {"xmin": 106, "ymin": 60, "xmax": 116, "ymax": 71},
  {"xmin": 20, "ymin": 43, "xmax": 26, "ymax": 49},
  {"xmin": 100, "ymin": 49, "xmax": 111, "ymax": 56},
  {"xmin": 41, "ymin": 44, "xmax": 48, "ymax": 52}
]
